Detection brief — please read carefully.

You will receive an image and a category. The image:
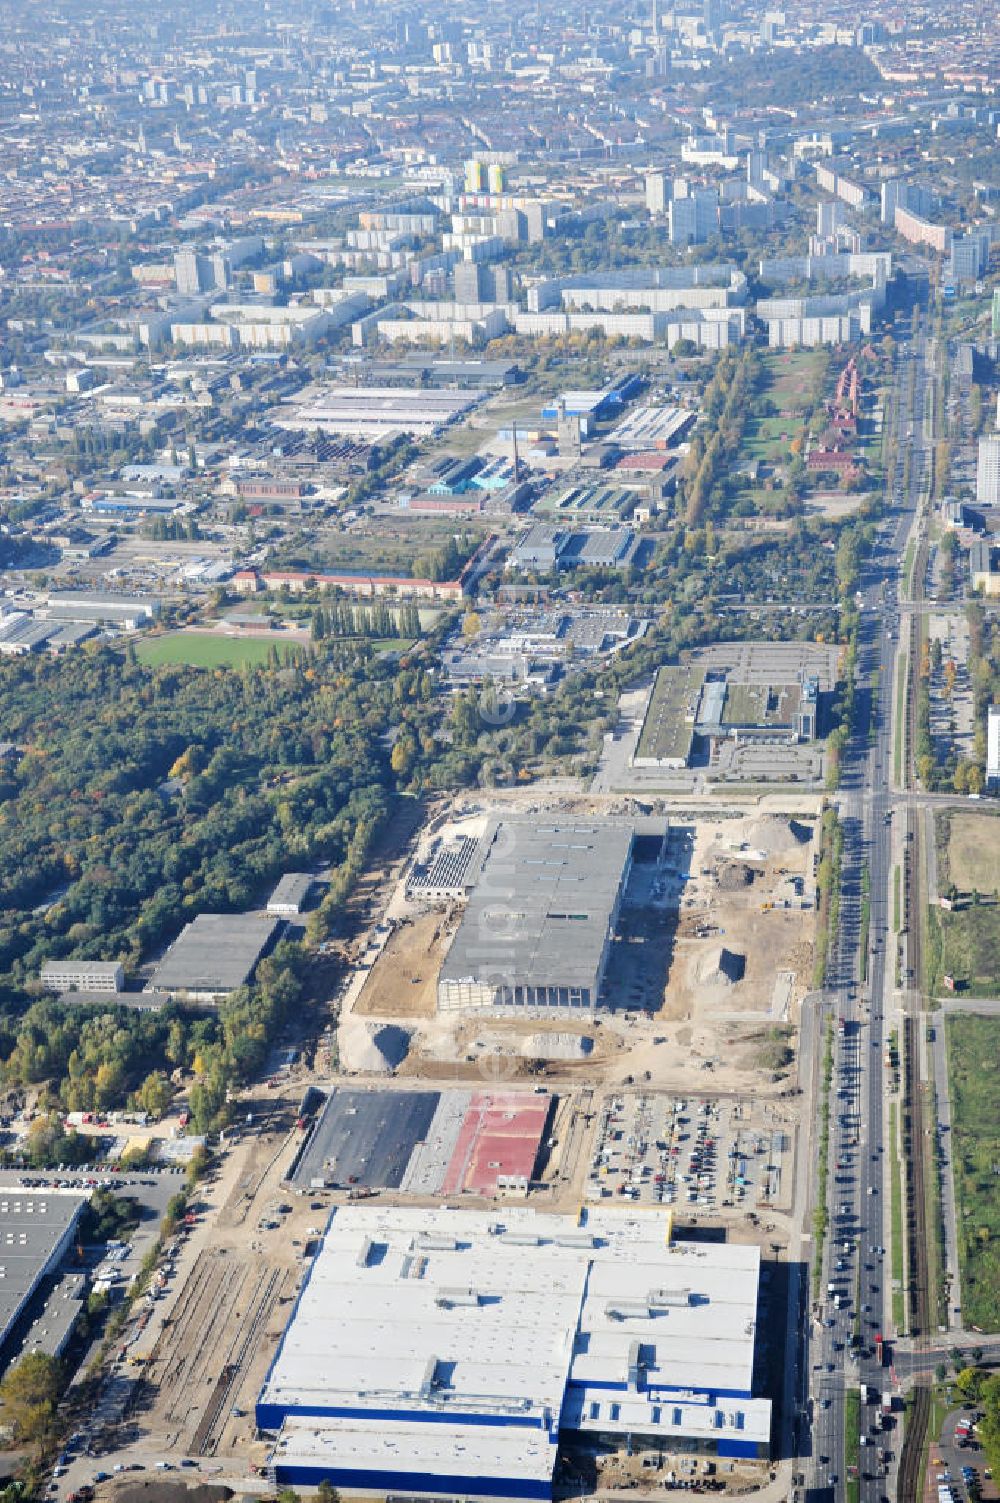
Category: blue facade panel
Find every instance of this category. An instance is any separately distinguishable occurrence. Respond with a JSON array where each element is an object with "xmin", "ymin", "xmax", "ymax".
[
  {"xmin": 273, "ymin": 1463, "xmax": 552, "ymax": 1499},
  {"xmin": 718, "ymin": 1439, "xmax": 761, "ymax": 1460}
]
